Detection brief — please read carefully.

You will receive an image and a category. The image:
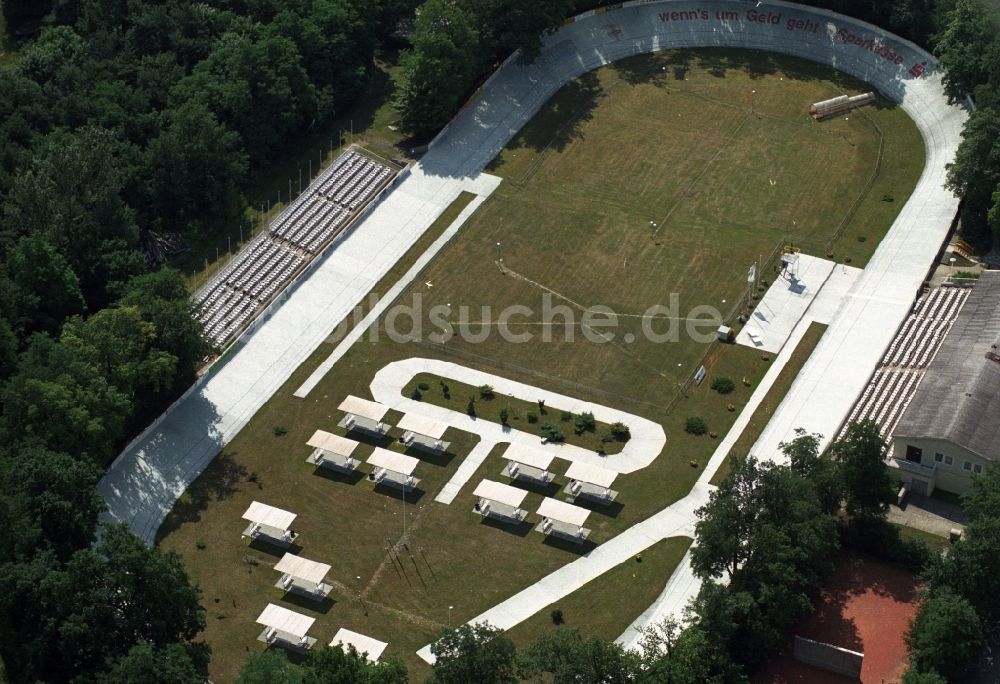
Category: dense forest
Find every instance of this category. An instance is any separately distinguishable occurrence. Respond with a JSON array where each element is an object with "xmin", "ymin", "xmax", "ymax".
[{"xmin": 0, "ymin": 0, "xmax": 998, "ymax": 681}]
